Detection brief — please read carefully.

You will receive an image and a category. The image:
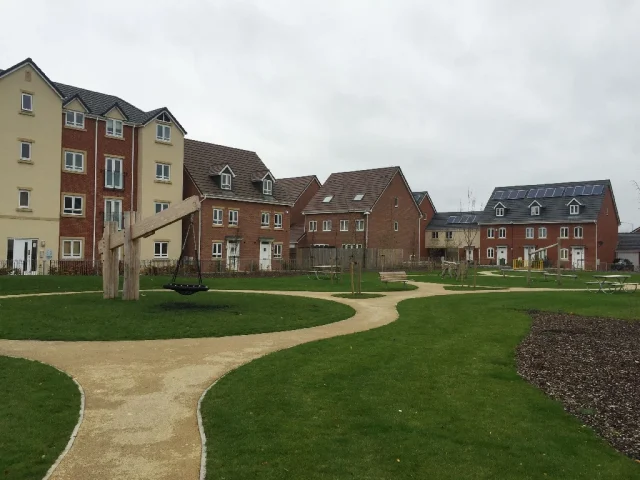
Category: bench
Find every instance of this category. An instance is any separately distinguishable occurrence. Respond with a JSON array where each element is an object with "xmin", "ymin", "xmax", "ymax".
[
  {"xmin": 379, "ymin": 271, "xmax": 409, "ymax": 287},
  {"xmin": 544, "ymin": 272, "xmax": 578, "ymax": 281}
]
